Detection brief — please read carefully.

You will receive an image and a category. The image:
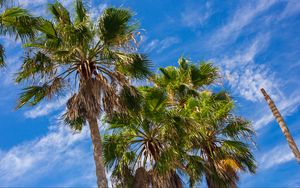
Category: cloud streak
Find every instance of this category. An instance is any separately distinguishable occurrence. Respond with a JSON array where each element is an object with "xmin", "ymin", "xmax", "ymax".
[
  {"xmin": 216, "ymin": 34, "xmax": 279, "ymax": 102},
  {"xmin": 254, "ymin": 91, "xmax": 300, "ymax": 130},
  {"xmin": 279, "ymin": 0, "xmax": 300, "ymax": 20},
  {"xmin": 144, "ymin": 37, "xmax": 180, "ymax": 54},
  {"xmin": 259, "ymin": 137, "xmax": 300, "ymax": 169},
  {"xmin": 24, "ymin": 96, "xmax": 69, "ymax": 119},
  {"xmin": 0, "ymin": 124, "xmax": 96, "ymax": 187},
  {"xmin": 180, "ymin": 2, "xmax": 212, "ymax": 28},
  {"xmin": 209, "ymin": 0, "xmax": 277, "ymax": 48}
]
